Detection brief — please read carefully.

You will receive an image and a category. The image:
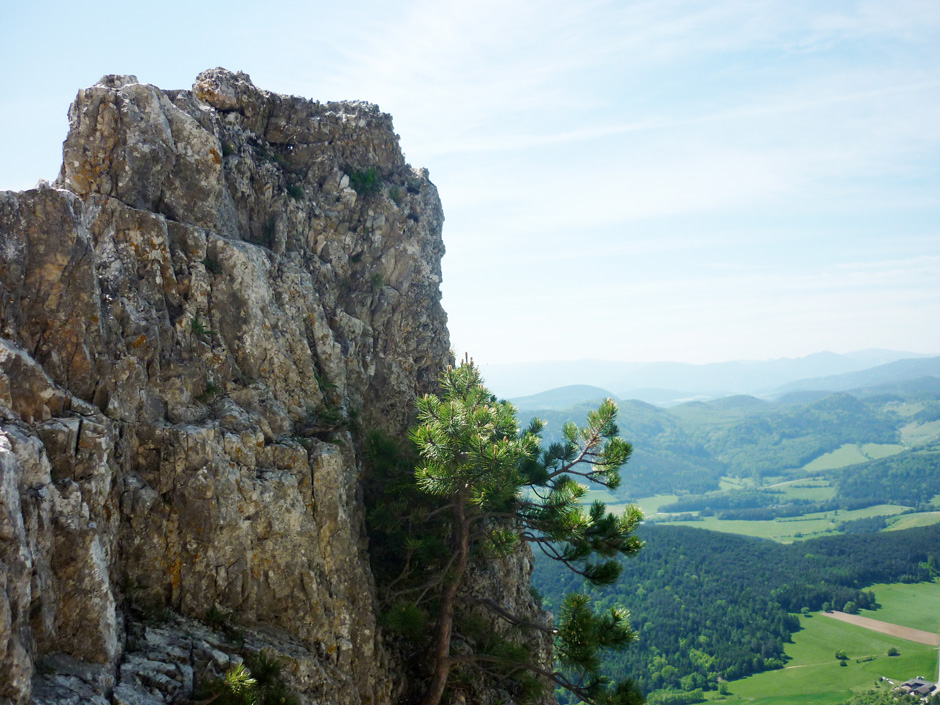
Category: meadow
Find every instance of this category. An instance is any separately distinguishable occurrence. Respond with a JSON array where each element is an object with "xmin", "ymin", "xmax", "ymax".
[
  {"xmin": 619, "ymin": 478, "xmax": 940, "ymax": 543},
  {"xmin": 665, "ymin": 503, "xmax": 910, "ymax": 542},
  {"xmin": 804, "ymin": 443, "xmax": 905, "ymax": 472},
  {"xmin": 858, "ymin": 582, "xmax": 940, "ymax": 632},
  {"xmin": 707, "ymin": 611, "xmax": 939, "ymax": 705},
  {"xmin": 584, "ymin": 483, "xmax": 940, "ymax": 543},
  {"xmin": 901, "ymin": 419, "xmax": 940, "ymax": 446},
  {"xmin": 887, "ymin": 512, "xmax": 940, "ymax": 531}
]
